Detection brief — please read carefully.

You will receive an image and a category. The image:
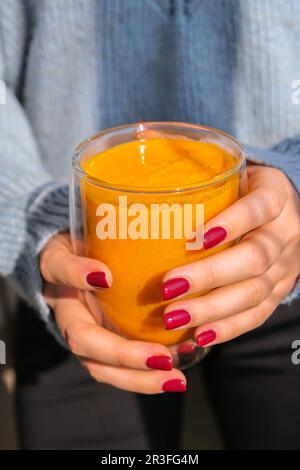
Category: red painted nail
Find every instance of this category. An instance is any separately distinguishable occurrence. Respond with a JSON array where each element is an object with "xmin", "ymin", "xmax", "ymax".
[
  {"xmin": 86, "ymin": 271, "xmax": 109, "ymax": 288},
  {"xmin": 204, "ymin": 226, "xmax": 227, "ymax": 249},
  {"xmin": 146, "ymin": 355, "xmax": 172, "ymax": 371},
  {"xmin": 196, "ymin": 330, "xmax": 216, "ymax": 347},
  {"xmin": 177, "ymin": 342, "xmax": 196, "ymax": 355},
  {"xmin": 164, "ymin": 309, "xmax": 191, "ymax": 330},
  {"xmin": 162, "ymin": 278, "xmax": 190, "ymax": 300},
  {"xmin": 162, "ymin": 379, "xmax": 186, "ymax": 393}
]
